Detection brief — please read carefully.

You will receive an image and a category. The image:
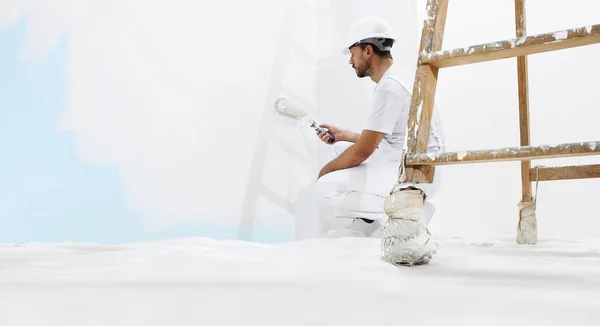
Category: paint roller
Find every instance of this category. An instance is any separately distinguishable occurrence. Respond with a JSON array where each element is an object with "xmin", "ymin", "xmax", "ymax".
[{"xmin": 274, "ymin": 97, "xmax": 335, "ymax": 143}]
